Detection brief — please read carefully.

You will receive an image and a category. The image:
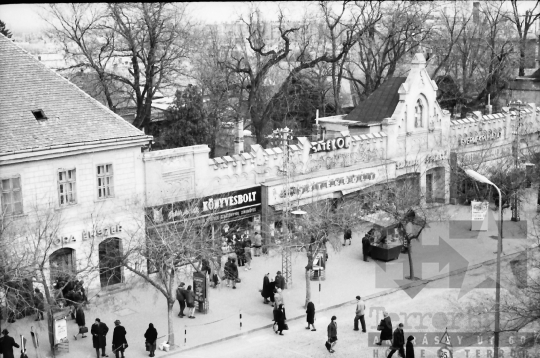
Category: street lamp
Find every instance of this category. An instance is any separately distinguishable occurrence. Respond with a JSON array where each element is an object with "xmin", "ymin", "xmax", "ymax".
[{"xmin": 464, "ymin": 169, "xmax": 502, "ymax": 358}]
